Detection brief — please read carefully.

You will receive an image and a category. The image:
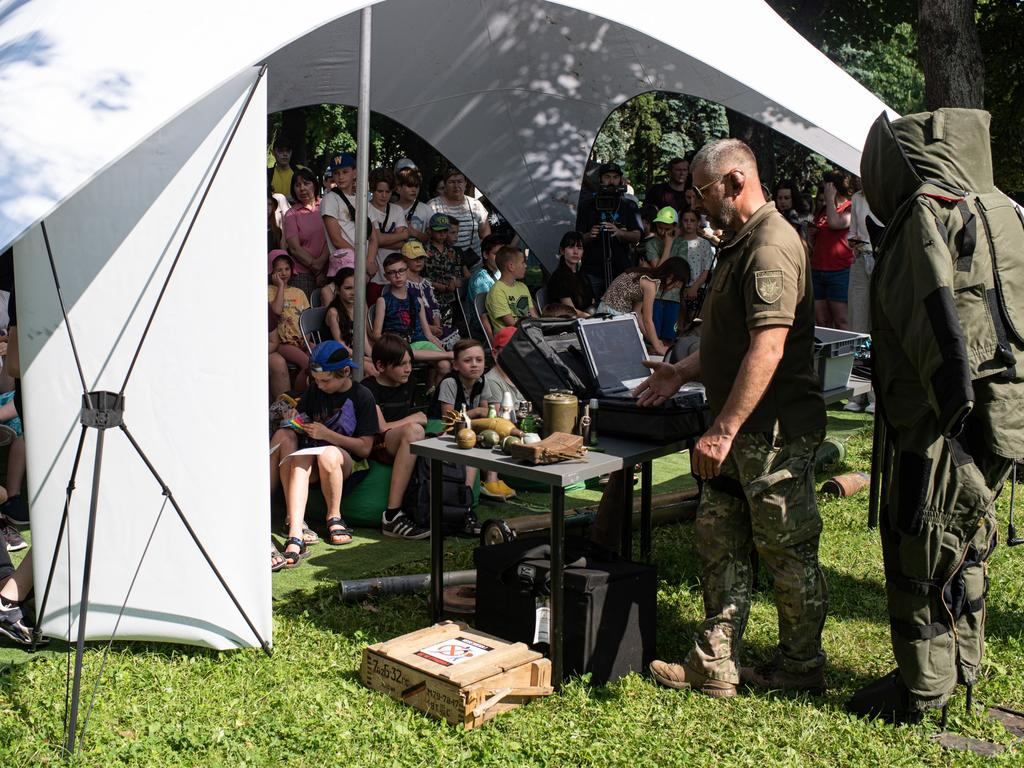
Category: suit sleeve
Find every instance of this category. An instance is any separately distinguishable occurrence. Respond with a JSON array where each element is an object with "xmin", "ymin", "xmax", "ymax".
[{"xmin": 878, "ymin": 199, "xmax": 973, "ymax": 436}]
